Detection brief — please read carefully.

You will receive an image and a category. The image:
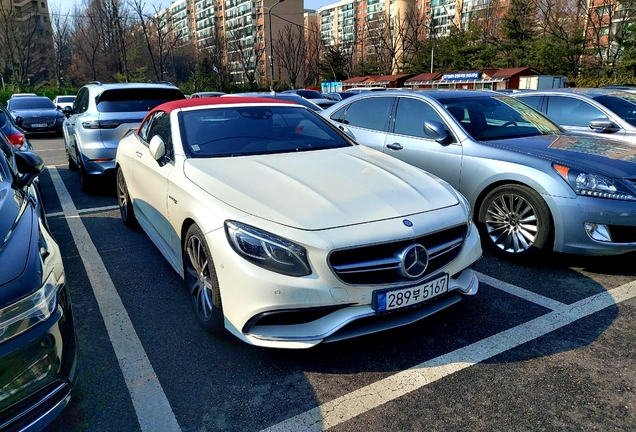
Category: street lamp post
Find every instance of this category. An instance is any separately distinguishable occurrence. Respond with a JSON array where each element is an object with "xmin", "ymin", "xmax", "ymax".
[{"xmin": 267, "ymin": 0, "xmax": 284, "ymax": 92}]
